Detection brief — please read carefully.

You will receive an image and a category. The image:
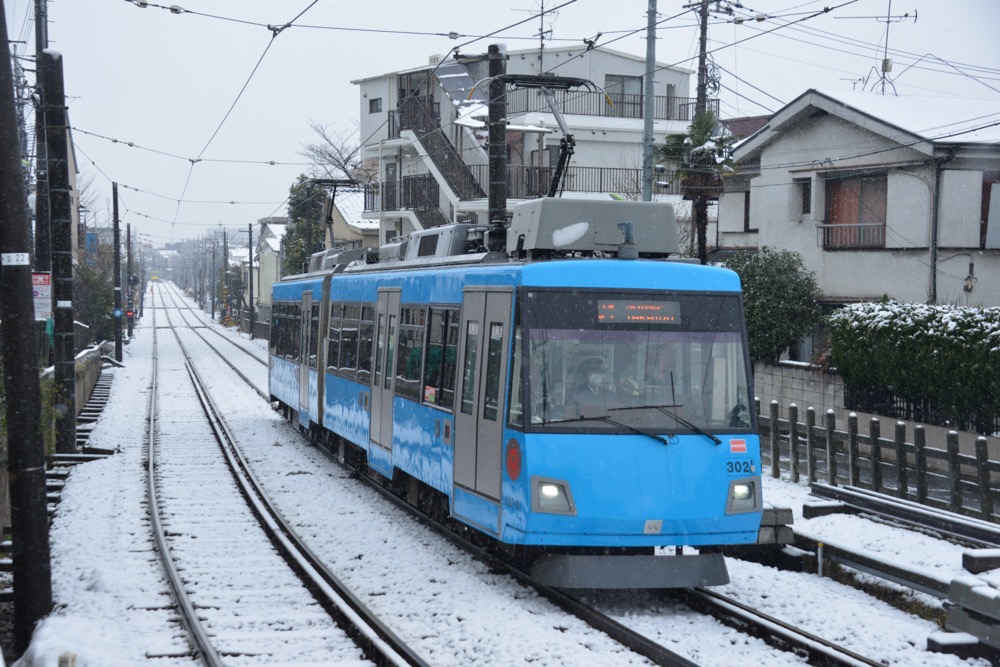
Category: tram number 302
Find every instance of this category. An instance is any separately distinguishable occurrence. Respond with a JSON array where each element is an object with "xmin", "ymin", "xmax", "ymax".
[{"xmin": 725, "ymin": 459, "xmax": 755, "ymax": 475}]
